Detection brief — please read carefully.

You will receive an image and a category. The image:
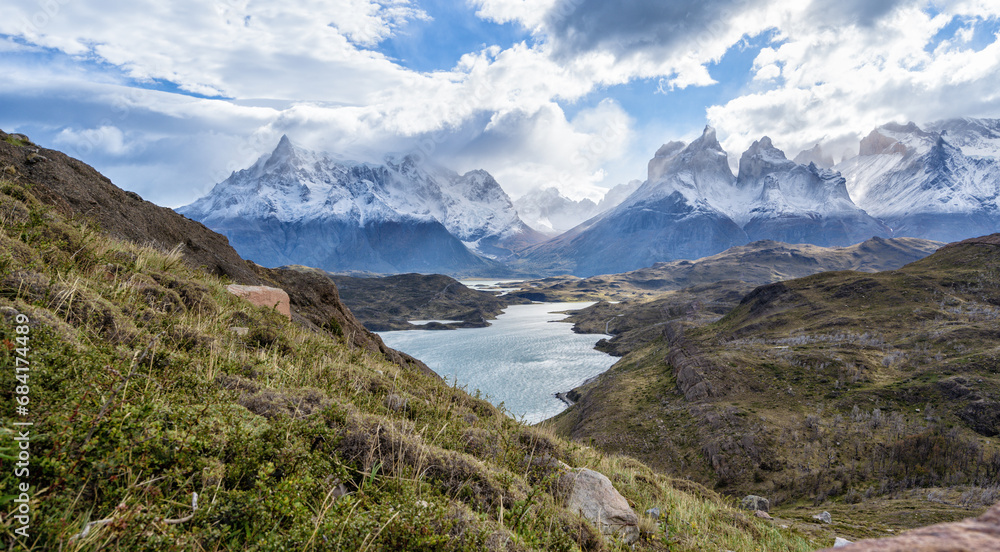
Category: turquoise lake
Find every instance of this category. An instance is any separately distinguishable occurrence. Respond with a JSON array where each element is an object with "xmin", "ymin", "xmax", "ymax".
[{"xmin": 377, "ymin": 302, "xmax": 616, "ymax": 424}]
